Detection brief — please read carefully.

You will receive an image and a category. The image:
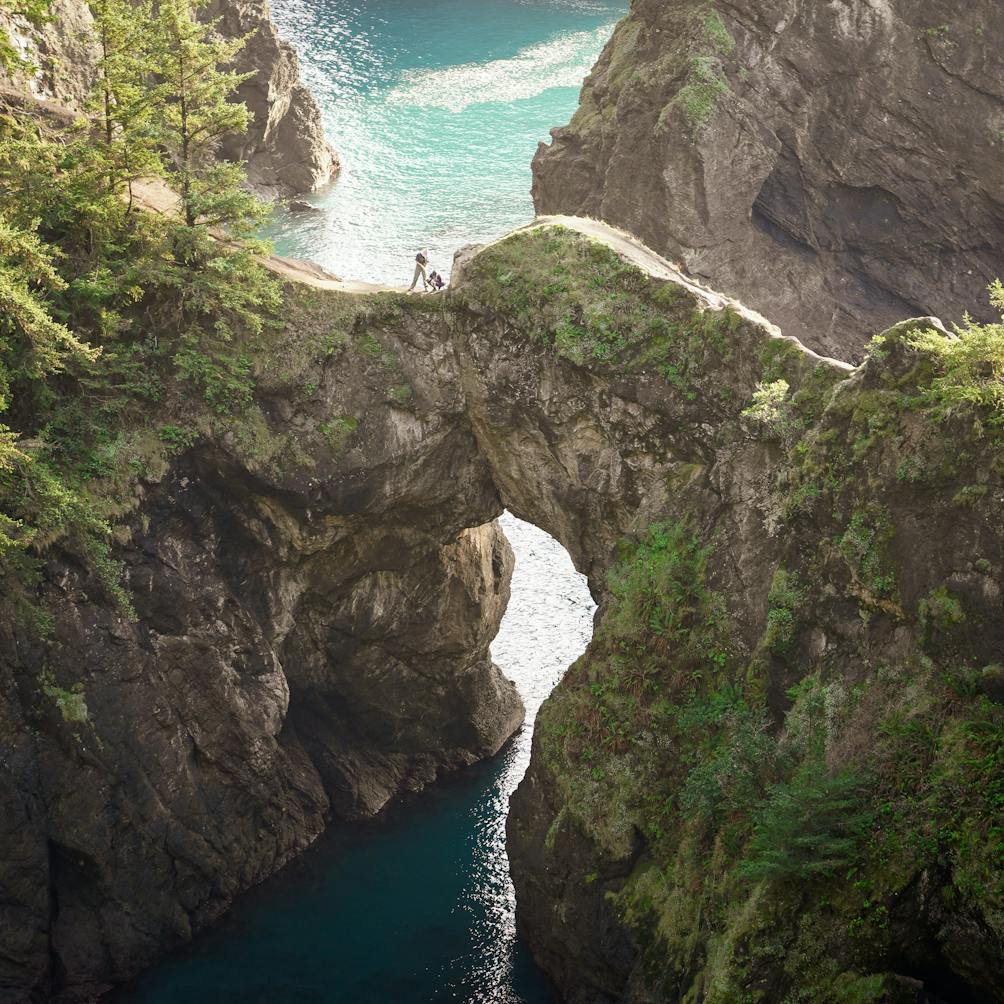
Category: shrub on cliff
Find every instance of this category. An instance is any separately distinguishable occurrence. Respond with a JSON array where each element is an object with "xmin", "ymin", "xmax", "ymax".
[
  {"xmin": 907, "ymin": 279, "xmax": 1004, "ymax": 425},
  {"xmin": 741, "ymin": 760, "xmax": 873, "ymax": 882}
]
